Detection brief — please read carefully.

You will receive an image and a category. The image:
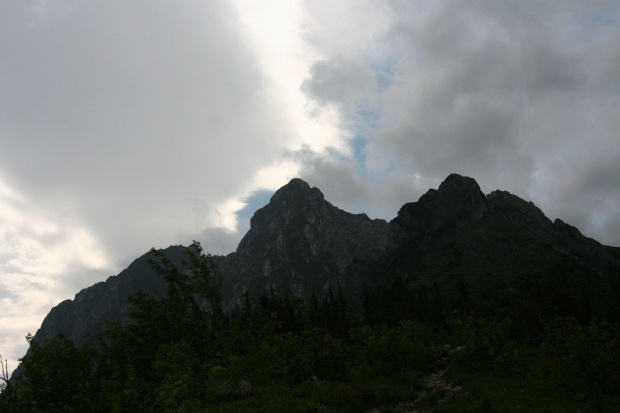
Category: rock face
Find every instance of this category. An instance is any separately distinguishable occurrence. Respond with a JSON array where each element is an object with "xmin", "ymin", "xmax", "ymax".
[
  {"xmin": 380, "ymin": 174, "xmax": 619, "ymax": 312},
  {"xmin": 27, "ymin": 246, "xmax": 192, "ymax": 346},
  {"xmin": 24, "ymin": 174, "xmax": 620, "ymax": 352},
  {"xmin": 235, "ymin": 380, "xmax": 252, "ymax": 396},
  {"xmin": 219, "ymin": 178, "xmax": 389, "ymax": 307},
  {"xmin": 11, "ymin": 245, "xmax": 186, "ymax": 379},
  {"xmin": 388, "ymin": 174, "xmax": 488, "ymax": 250}
]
